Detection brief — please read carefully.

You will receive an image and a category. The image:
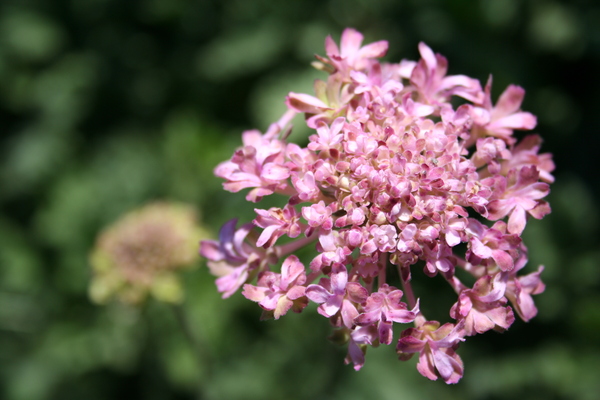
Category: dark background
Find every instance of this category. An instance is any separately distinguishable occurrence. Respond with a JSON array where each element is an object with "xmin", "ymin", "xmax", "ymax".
[{"xmin": 1, "ymin": 0, "xmax": 599, "ymax": 399}]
